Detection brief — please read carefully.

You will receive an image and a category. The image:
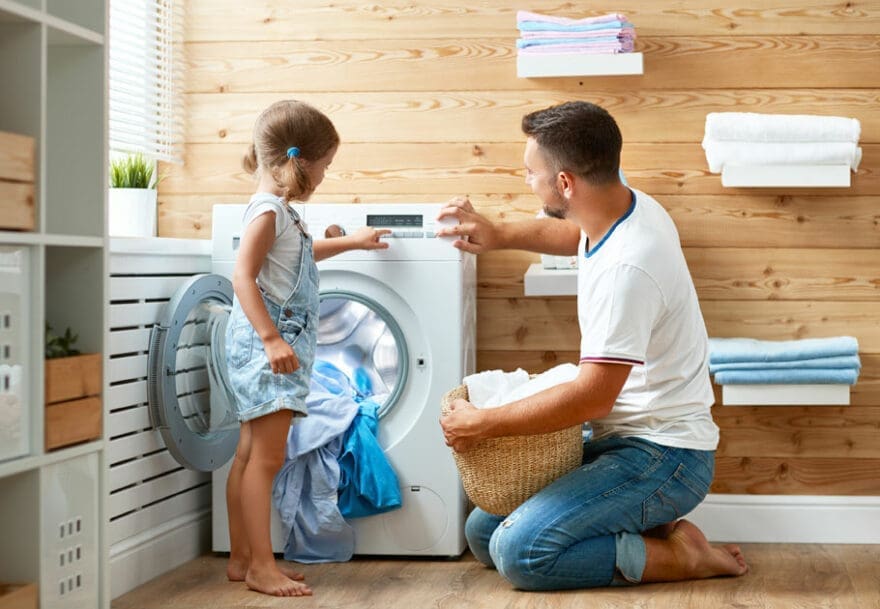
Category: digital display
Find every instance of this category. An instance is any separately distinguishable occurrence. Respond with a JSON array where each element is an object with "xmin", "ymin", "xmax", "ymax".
[{"xmin": 367, "ymin": 214, "xmax": 423, "ymax": 228}]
